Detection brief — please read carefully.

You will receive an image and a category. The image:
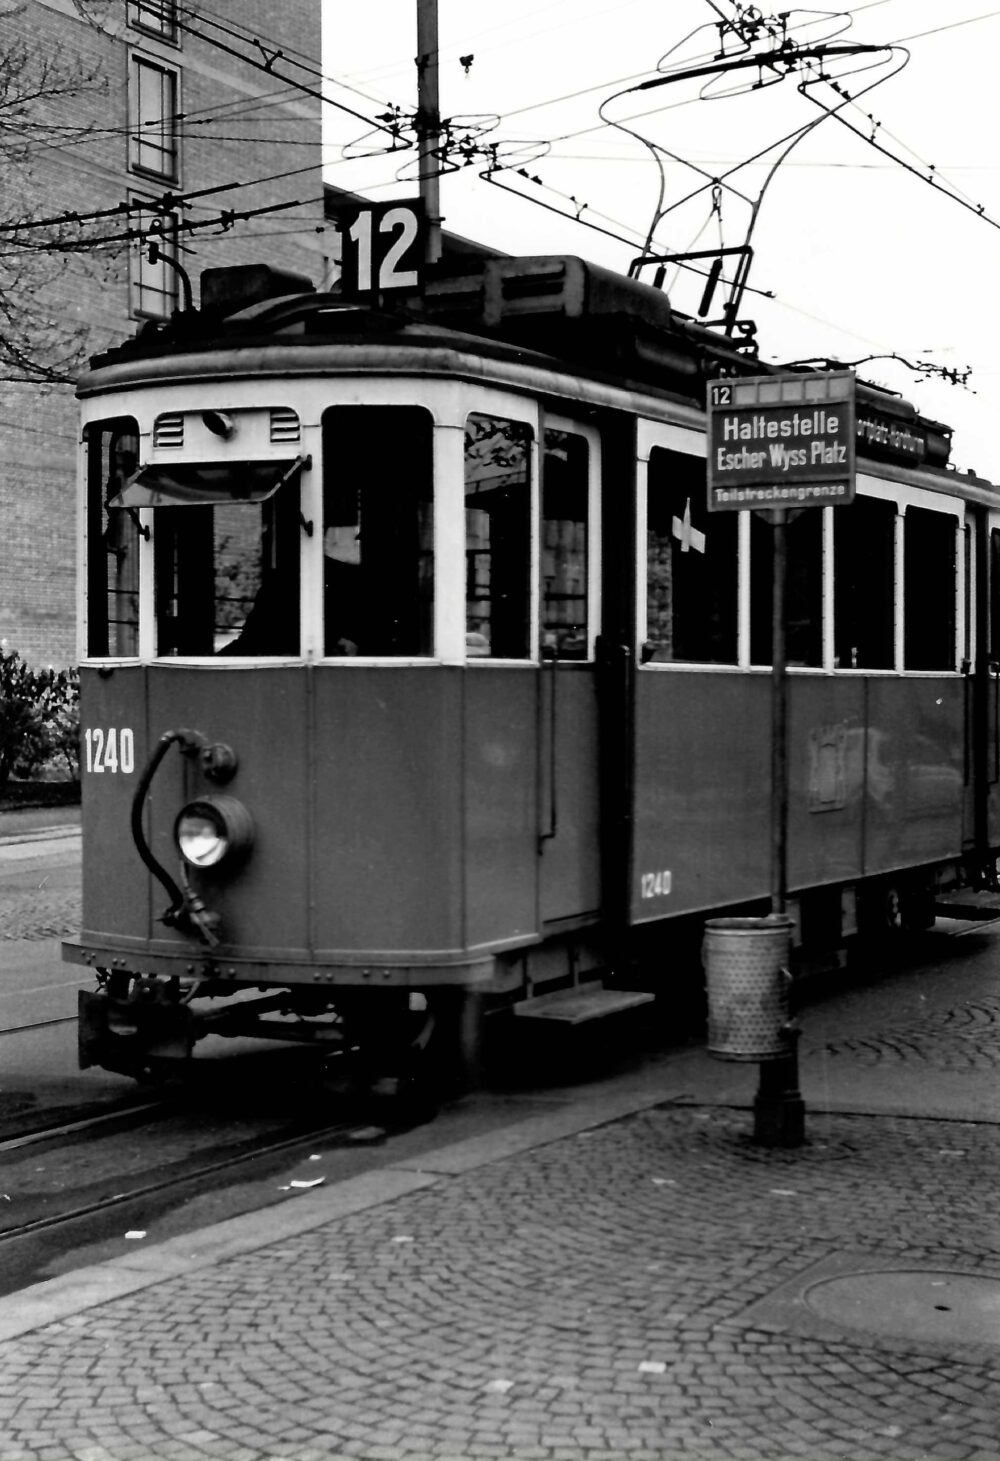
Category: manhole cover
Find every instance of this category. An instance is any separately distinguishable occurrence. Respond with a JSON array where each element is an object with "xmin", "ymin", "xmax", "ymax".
[
  {"xmin": 730, "ymin": 1252, "xmax": 1000, "ymax": 1362},
  {"xmin": 806, "ymin": 1270, "xmax": 1000, "ymax": 1347}
]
